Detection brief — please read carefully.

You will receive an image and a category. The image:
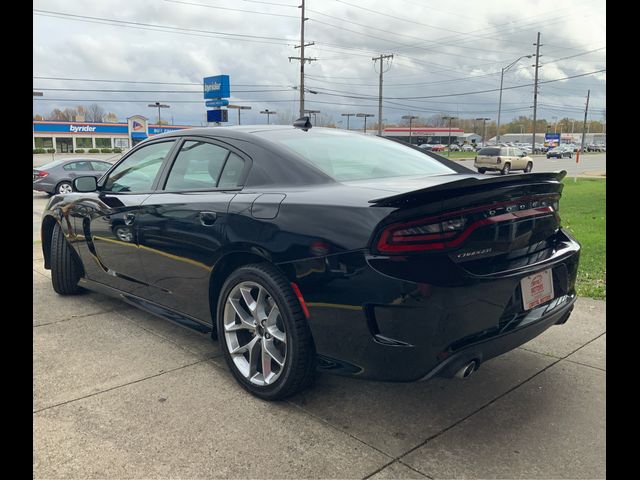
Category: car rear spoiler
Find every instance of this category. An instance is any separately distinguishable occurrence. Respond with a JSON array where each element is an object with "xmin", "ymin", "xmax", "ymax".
[{"xmin": 369, "ymin": 171, "xmax": 567, "ymax": 208}]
